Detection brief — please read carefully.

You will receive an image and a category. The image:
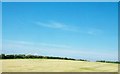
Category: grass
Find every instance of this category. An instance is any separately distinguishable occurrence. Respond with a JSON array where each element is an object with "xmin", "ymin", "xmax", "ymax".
[
  {"xmin": 0, "ymin": 60, "xmax": 2, "ymax": 73},
  {"xmin": 1, "ymin": 59, "xmax": 118, "ymax": 72}
]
